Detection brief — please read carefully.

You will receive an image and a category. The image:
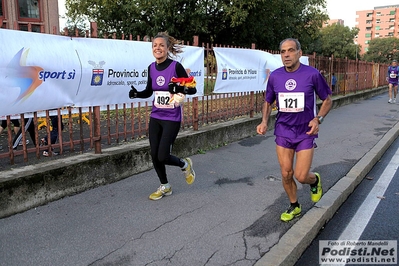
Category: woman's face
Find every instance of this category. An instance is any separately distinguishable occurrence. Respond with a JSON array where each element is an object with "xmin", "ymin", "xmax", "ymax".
[{"xmin": 152, "ymin": 37, "xmax": 168, "ymax": 63}]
